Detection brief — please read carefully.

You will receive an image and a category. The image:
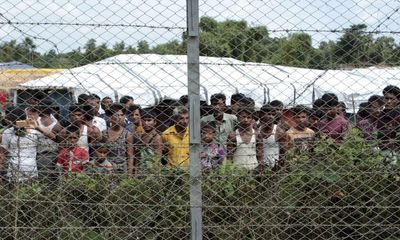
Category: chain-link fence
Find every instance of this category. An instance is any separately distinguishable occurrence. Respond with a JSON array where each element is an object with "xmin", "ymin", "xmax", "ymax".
[{"xmin": 0, "ymin": 0, "xmax": 400, "ymax": 239}]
